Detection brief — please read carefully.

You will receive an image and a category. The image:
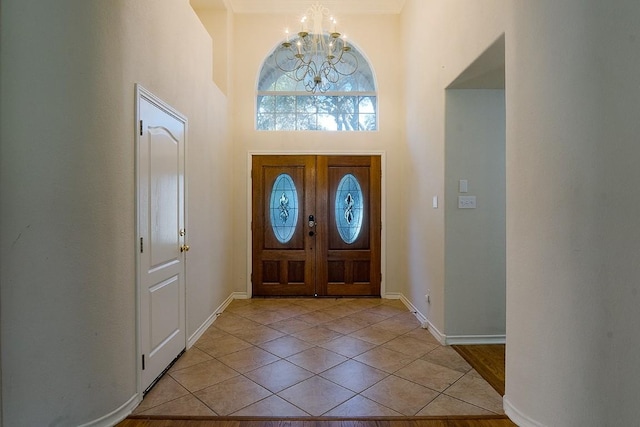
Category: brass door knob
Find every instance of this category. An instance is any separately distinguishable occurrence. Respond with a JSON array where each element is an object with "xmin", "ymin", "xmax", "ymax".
[{"xmin": 180, "ymin": 244, "xmax": 190, "ymax": 252}]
